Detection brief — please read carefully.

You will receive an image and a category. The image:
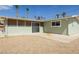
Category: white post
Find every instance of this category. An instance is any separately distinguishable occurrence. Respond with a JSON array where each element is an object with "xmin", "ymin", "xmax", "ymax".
[
  {"xmin": 5, "ymin": 18, "xmax": 8, "ymax": 37},
  {"xmin": 17, "ymin": 19, "xmax": 18, "ymax": 27},
  {"xmin": 39, "ymin": 22, "xmax": 40, "ymax": 33},
  {"xmin": 16, "ymin": 19, "xmax": 18, "ymax": 35},
  {"xmin": 31, "ymin": 21, "xmax": 32, "ymax": 33},
  {"xmin": 24, "ymin": 21, "xmax": 26, "ymax": 26}
]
